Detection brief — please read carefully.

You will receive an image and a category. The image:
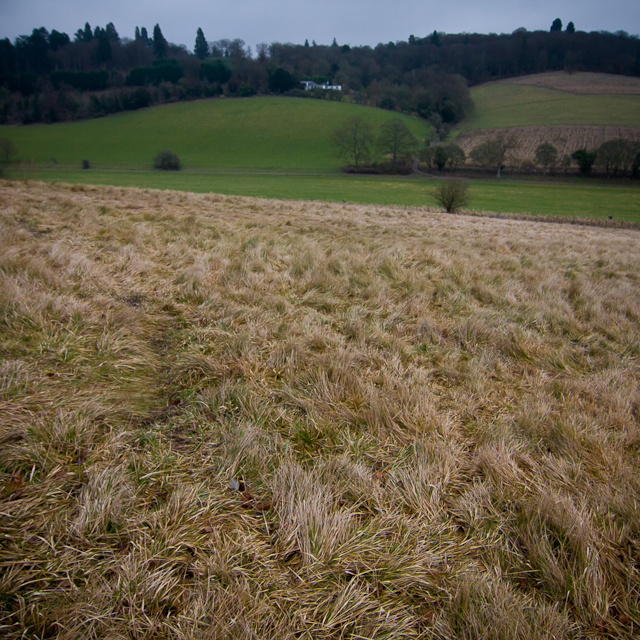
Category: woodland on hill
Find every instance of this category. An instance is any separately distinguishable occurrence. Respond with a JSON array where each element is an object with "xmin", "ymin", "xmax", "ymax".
[{"xmin": 0, "ymin": 20, "xmax": 638, "ymax": 127}]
